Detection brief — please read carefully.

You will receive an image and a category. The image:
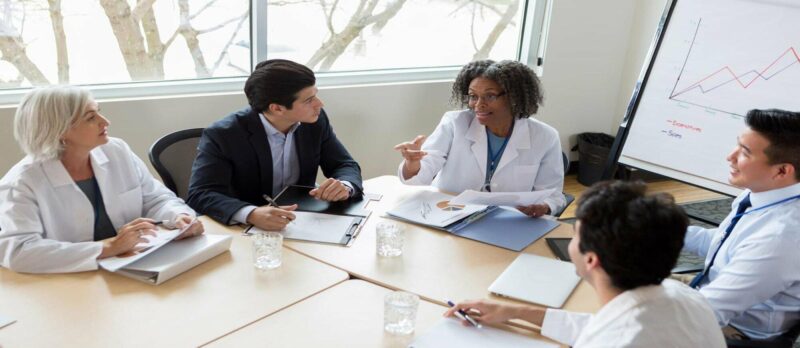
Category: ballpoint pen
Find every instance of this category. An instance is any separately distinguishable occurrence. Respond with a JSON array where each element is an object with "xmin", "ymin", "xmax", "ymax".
[
  {"xmin": 262, "ymin": 194, "xmax": 295, "ymax": 224},
  {"xmin": 447, "ymin": 300, "xmax": 482, "ymax": 328}
]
